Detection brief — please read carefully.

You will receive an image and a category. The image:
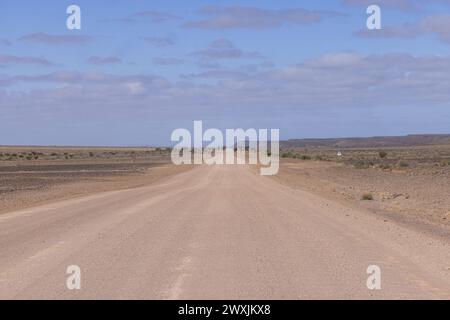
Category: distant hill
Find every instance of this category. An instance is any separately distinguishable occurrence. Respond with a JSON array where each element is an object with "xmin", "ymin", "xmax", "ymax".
[{"xmin": 281, "ymin": 134, "xmax": 450, "ymax": 149}]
